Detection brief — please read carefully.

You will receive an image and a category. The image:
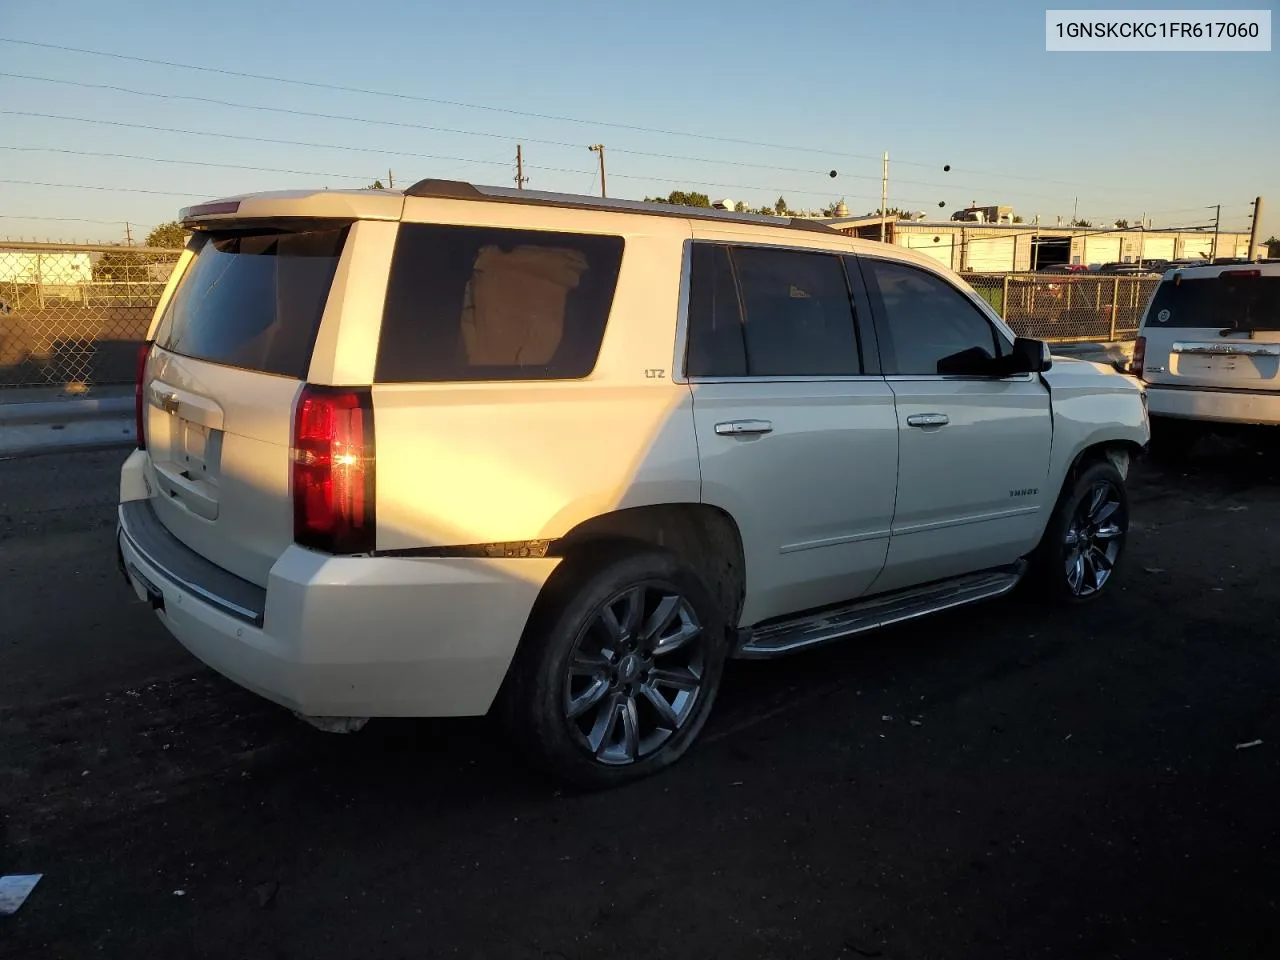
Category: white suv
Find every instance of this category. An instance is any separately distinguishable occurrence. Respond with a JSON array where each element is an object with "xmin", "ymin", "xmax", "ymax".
[
  {"xmin": 1133, "ymin": 261, "xmax": 1280, "ymax": 454},
  {"xmin": 117, "ymin": 180, "xmax": 1149, "ymax": 787}
]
